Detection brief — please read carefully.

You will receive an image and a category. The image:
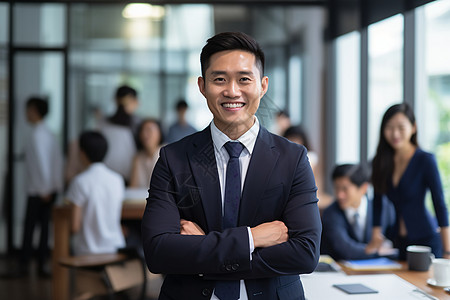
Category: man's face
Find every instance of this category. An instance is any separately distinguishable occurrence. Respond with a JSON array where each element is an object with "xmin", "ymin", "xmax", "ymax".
[
  {"xmin": 198, "ymin": 50, "xmax": 268, "ymax": 135},
  {"xmin": 333, "ymin": 177, "xmax": 367, "ymax": 210}
]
